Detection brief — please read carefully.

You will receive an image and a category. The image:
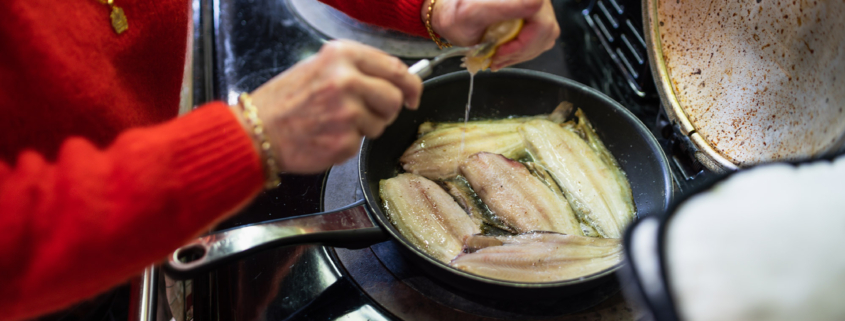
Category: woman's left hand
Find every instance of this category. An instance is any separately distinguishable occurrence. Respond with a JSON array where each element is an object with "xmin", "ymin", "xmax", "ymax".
[{"xmin": 425, "ymin": 0, "xmax": 560, "ymax": 71}]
